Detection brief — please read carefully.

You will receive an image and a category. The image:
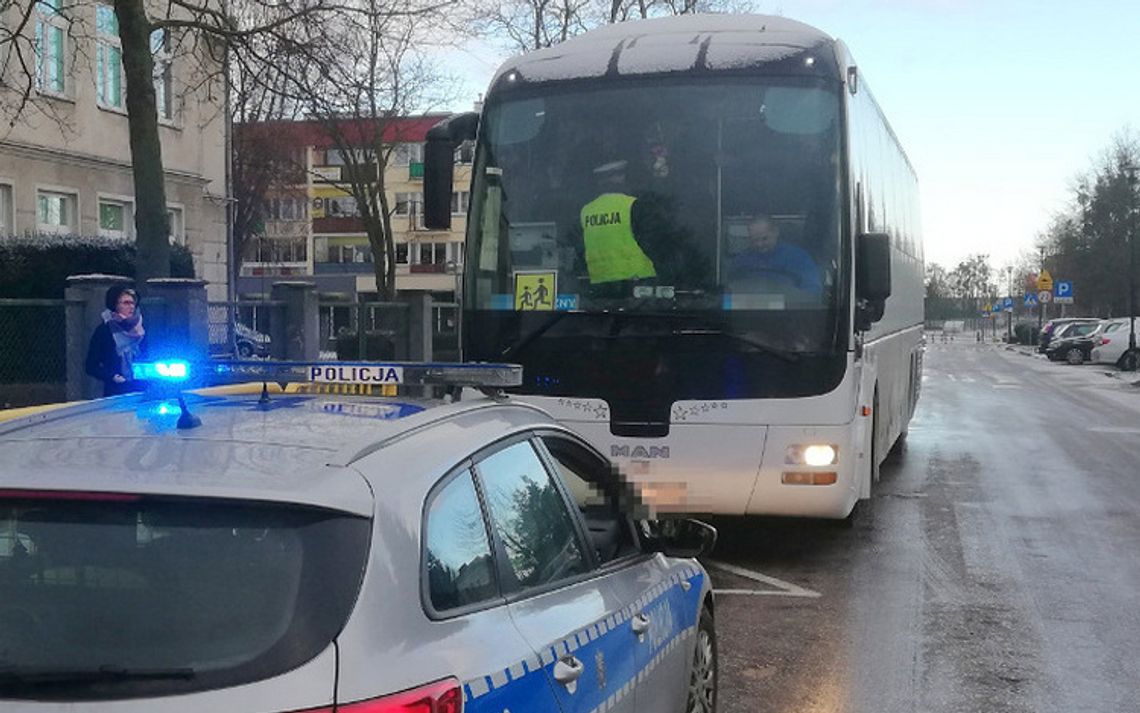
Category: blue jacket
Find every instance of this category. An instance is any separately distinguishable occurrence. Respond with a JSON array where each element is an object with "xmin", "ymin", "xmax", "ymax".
[{"xmin": 731, "ymin": 243, "xmax": 822, "ymax": 294}]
